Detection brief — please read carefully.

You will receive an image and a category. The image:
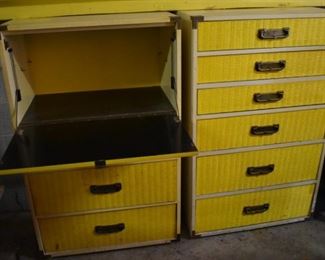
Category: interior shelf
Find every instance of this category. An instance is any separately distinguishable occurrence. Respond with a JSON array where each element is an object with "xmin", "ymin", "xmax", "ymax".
[{"xmin": 21, "ymin": 86, "xmax": 176, "ymax": 126}]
